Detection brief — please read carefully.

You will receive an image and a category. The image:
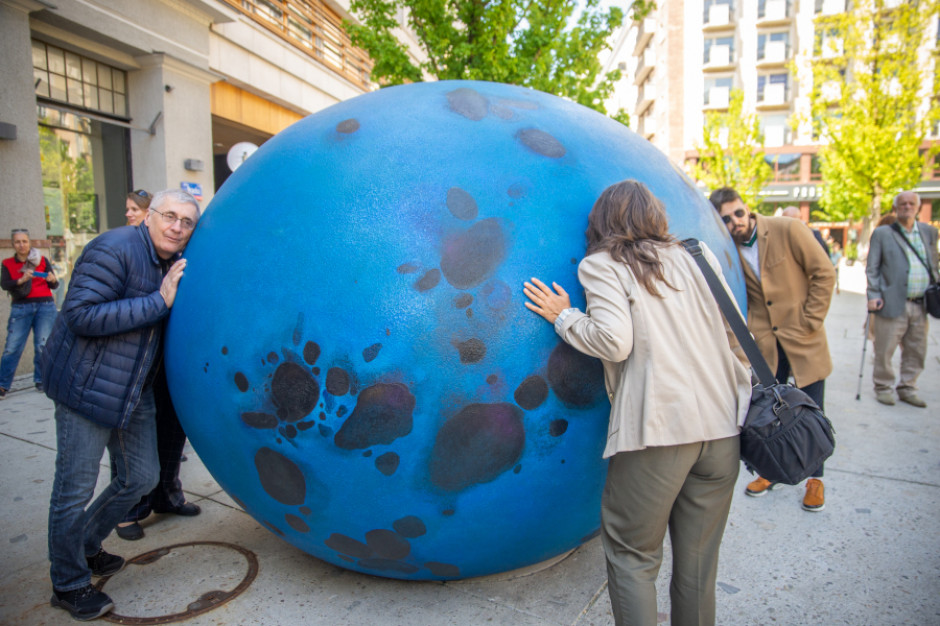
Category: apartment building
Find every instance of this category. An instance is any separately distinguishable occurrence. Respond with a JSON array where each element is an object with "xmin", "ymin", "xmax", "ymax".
[{"xmin": 604, "ymin": 0, "xmax": 940, "ymax": 224}]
